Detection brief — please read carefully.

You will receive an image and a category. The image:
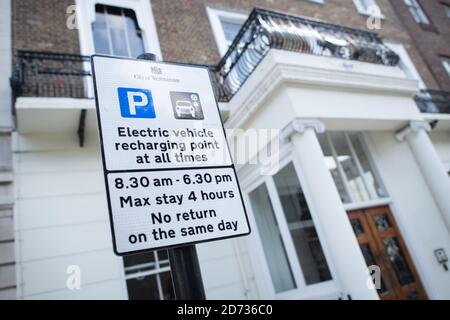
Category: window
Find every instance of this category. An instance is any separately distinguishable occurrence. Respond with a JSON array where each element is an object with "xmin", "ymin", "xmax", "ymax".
[
  {"xmin": 249, "ymin": 183, "xmax": 296, "ymax": 293},
  {"xmin": 76, "ymin": 0, "xmax": 162, "ymax": 97},
  {"xmin": 445, "ymin": 4, "xmax": 450, "ymax": 19},
  {"xmin": 353, "ymin": 0, "xmax": 384, "ymax": 18},
  {"xmin": 273, "ymin": 163, "xmax": 332, "ymax": 285},
  {"xmin": 248, "ymin": 162, "xmax": 332, "ymax": 295},
  {"xmin": 207, "ymin": 7, "xmax": 247, "ymax": 56},
  {"xmin": 442, "ymin": 57, "xmax": 450, "ymax": 78},
  {"xmin": 404, "ymin": 0, "xmax": 430, "ymax": 24},
  {"xmin": 318, "ymin": 132, "xmax": 387, "ymax": 204},
  {"xmin": 92, "ymin": 4, "xmax": 144, "ymax": 57},
  {"xmin": 123, "ymin": 250, "xmax": 174, "ymax": 300}
]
